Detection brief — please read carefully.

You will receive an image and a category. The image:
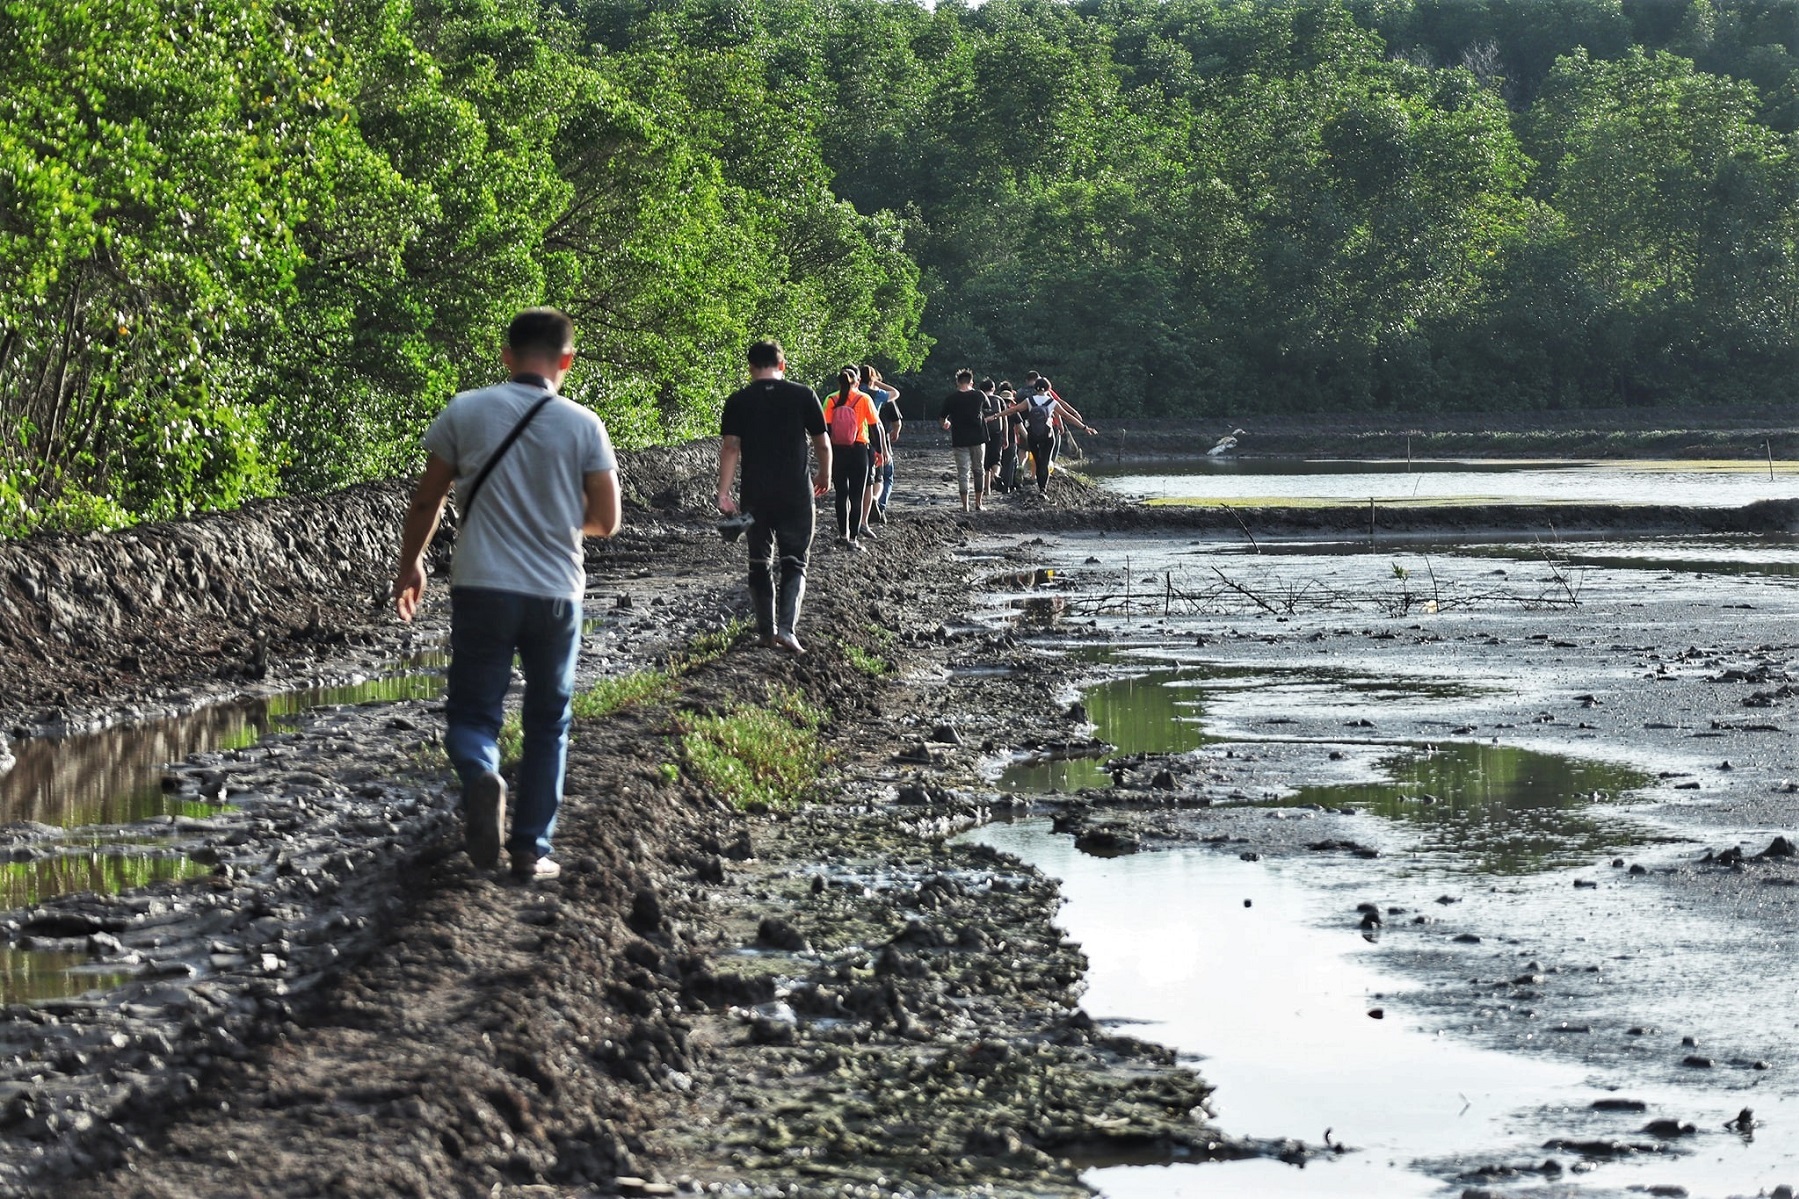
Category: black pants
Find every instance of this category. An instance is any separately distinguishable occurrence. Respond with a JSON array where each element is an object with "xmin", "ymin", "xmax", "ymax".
[
  {"xmin": 746, "ymin": 505, "xmax": 814, "ymax": 638},
  {"xmin": 832, "ymin": 445, "xmax": 869, "ymax": 538},
  {"xmin": 1029, "ymin": 434, "xmax": 1055, "ymax": 492}
]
